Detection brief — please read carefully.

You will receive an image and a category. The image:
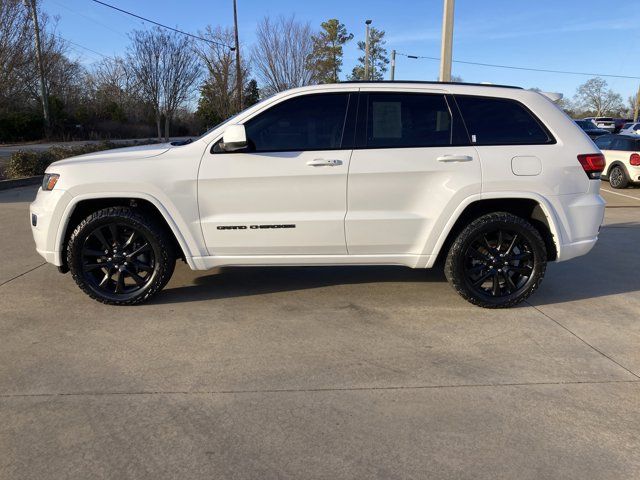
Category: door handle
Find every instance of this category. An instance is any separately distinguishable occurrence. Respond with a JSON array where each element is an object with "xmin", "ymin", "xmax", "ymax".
[
  {"xmin": 437, "ymin": 154, "xmax": 473, "ymax": 163},
  {"xmin": 306, "ymin": 158, "xmax": 343, "ymax": 167}
]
